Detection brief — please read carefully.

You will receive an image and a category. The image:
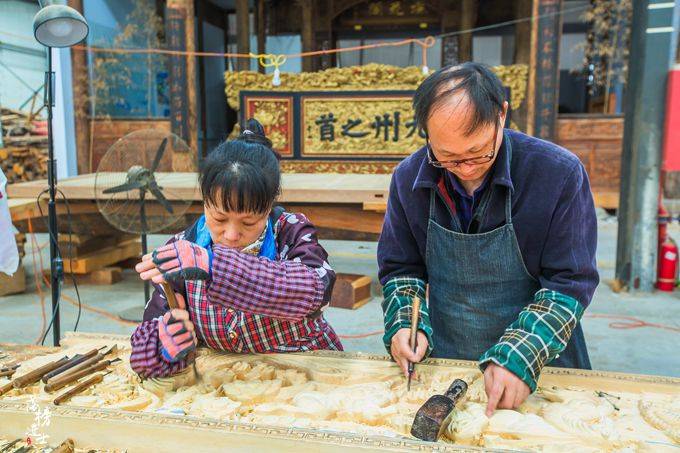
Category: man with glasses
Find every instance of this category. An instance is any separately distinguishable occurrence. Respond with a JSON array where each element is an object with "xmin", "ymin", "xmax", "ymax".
[{"xmin": 378, "ymin": 62, "xmax": 598, "ymax": 415}]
